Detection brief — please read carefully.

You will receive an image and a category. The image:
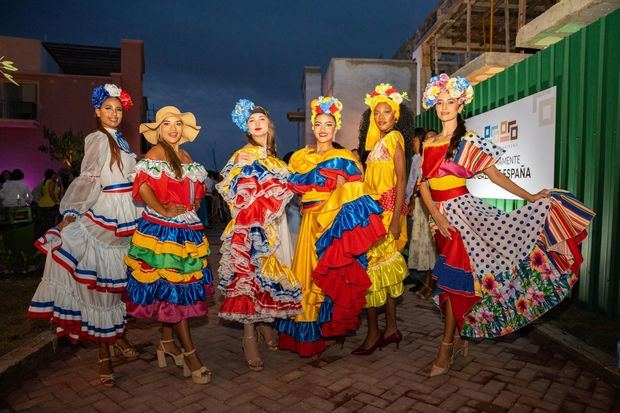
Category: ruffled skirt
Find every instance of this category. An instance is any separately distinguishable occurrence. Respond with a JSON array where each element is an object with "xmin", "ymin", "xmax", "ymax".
[
  {"xmin": 432, "ymin": 191, "xmax": 594, "ymax": 338},
  {"xmin": 28, "ymin": 192, "xmax": 141, "ymax": 342},
  {"xmin": 123, "ymin": 208, "xmax": 213, "ymax": 324}
]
